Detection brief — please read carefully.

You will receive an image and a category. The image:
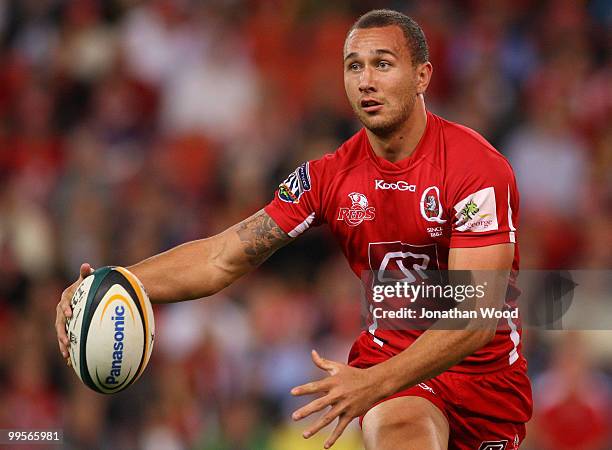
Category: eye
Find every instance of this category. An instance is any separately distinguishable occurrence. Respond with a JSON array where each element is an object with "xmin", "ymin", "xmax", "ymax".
[
  {"xmin": 377, "ymin": 60, "xmax": 391, "ymax": 69},
  {"xmin": 348, "ymin": 62, "xmax": 361, "ymax": 71}
]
